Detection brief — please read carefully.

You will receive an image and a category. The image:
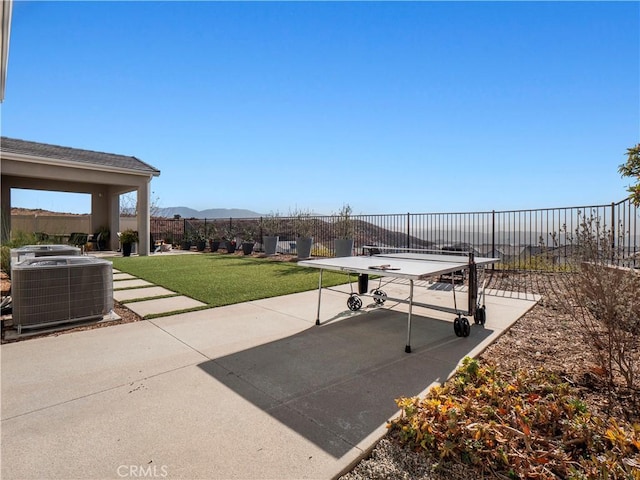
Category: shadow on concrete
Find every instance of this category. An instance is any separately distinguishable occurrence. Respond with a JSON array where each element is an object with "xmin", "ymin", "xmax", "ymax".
[{"xmin": 198, "ymin": 309, "xmax": 492, "ymax": 458}]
